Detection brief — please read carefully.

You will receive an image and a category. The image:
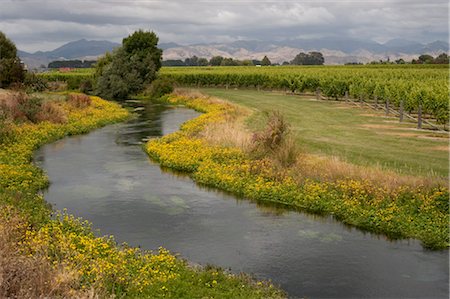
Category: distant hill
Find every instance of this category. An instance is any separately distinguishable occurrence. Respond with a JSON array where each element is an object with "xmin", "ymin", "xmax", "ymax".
[
  {"xmin": 19, "ymin": 39, "xmax": 120, "ymax": 69},
  {"xmin": 162, "ymin": 38, "xmax": 449, "ymax": 64},
  {"xmin": 19, "ymin": 38, "xmax": 449, "ymax": 69}
]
